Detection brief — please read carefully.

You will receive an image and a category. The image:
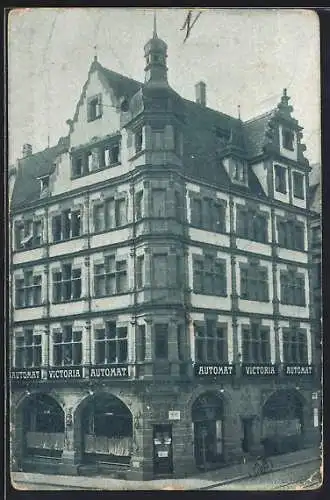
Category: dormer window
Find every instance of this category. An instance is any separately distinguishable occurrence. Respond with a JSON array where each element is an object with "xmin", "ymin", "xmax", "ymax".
[
  {"xmin": 232, "ymin": 160, "xmax": 246, "ymax": 184},
  {"xmin": 274, "ymin": 164, "xmax": 287, "ymax": 194},
  {"xmin": 38, "ymin": 175, "xmax": 50, "ymax": 198},
  {"xmin": 282, "ymin": 128, "xmax": 294, "ymax": 151},
  {"xmin": 87, "ymin": 94, "xmax": 102, "ymax": 122}
]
